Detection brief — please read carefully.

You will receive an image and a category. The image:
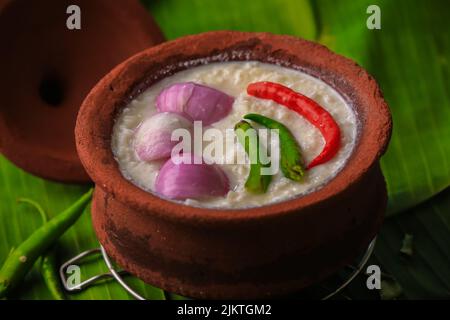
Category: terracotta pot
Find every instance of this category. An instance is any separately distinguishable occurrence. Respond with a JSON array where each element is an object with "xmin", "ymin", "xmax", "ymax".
[
  {"xmin": 0, "ymin": 0, "xmax": 164, "ymax": 182},
  {"xmin": 76, "ymin": 31, "xmax": 392, "ymax": 299}
]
